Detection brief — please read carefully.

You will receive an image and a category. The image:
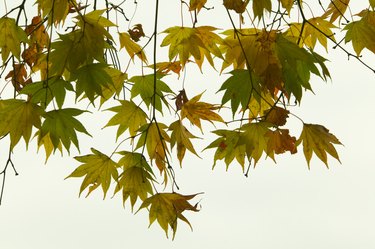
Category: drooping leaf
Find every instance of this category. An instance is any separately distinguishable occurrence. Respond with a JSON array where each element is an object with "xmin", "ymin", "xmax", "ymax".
[
  {"xmin": 70, "ymin": 63, "xmax": 114, "ymax": 103},
  {"xmin": 149, "ymin": 61, "xmax": 182, "ymax": 77},
  {"xmin": 344, "ymin": 18, "xmax": 375, "ymax": 56},
  {"xmin": 0, "ymin": 99, "xmax": 43, "ymax": 149},
  {"xmin": 253, "ymin": 0, "xmax": 272, "ymax": 19},
  {"xmin": 280, "ymin": 0, "xmax": 294, "ymax": 13},
  {"xmin": 66, "ymin": 148, "xmax": 119, "ymax": 198},
  {"xmin": 100, "ymin": 67, "xmax": 128, "ymax": 105},
  {"xmin": 35, "ymin": 131, "xmax": 63, "ymax": 163},
  {"xmin": 0, "ymin": 17, "xmax": 28, "ymax": 63},
  {"xmin": 169, "ymin": 120, "xmax": 200, "ymax": 165},
  {"xmin": 240, "ymin": 122, "xmax": 271, "ymax": 165},
  {"xmin": 180, "ymin": 92, "xmax": 224, "ymax": 131},
  {"xmin": 296, "ymin": 123, "xmax": 342, "ymax": 168},
  {"xmin": 114, "ymin": 151, "xmax": 154, "ymax": 210},
  {"xmin": 263, "ymin": 106, "xmax": 289, "ymax": 126},
  {"xmin": 160, "ymin": 26, "xmax": 223, "ymax": 69},
  {"xmin": 40, "ymin": 108, "xmax": 91, "ymax": 152},
  {"xmin": 37, "ymin": 0, "xmax": 70, "ymax": 25},
  {"xmin": 205, "ymin": 129, "xmax": 246, "ymax": 170},
  {"xmin": 322, "ymin": 0, "xmax": 350, "ymax": 23},
  {"xmin": 130, "ymin": 74, "xmax": 173, "ymax": 113},
  {"xmin": 223, "ymin": 0, "xmax": 250, "ymax": 14},
  {"xmin": 189, "ymin": 0, "xmax": 207, "ymax": 12},
  {"xmin": 104, "ymin": 100, "xmax": 148, "ymax": 138},
  {"xmin": 20, "ymin": 77, "xmax": 74, "ymax": 108},
  {"xmin": 218, "ymin": 69, "xmax": 261, "ymax": 116},
  {"xmin": 286, "ymin": 17, "xmax": 337, "ymax": 50},
  {"xmin": 119, "ymin": 32, "xmax": 147, "ymax": 63},
  {"xmin": 266, "ymin": 128, "xmax": 297, "ymax": 161},
  {"xmin": 136, "ymin": 123, "xmax": 170, "ymax": 175},
  {"xmin": 138, "ymin": 192, "xmax": 200, "ymax": 239}
]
